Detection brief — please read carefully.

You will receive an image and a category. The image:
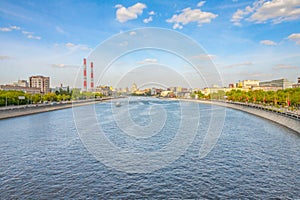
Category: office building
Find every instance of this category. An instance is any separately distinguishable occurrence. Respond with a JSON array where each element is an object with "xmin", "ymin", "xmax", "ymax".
[
  {"xmin": 259, "ymin": 78, "xmax": 293, "ymax": 90},
  {"xmin": 29, "ymin": 75, "xmax": 50, "ymax": 94}
]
